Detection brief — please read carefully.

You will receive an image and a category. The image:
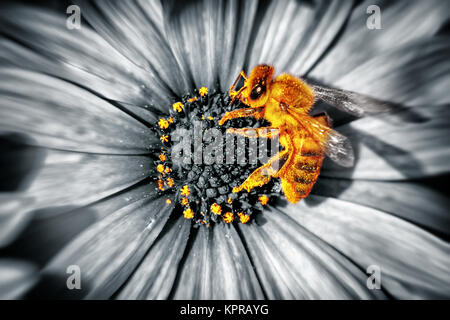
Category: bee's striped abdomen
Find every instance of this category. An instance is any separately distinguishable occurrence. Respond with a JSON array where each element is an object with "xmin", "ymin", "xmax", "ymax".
[
  {"xmin": 279, "ymin": 146, "xmax": 325, "ymax": 203},
  {"xmin": 279, "ymin": 113, "xmax": 329, "ymax": 203}
]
